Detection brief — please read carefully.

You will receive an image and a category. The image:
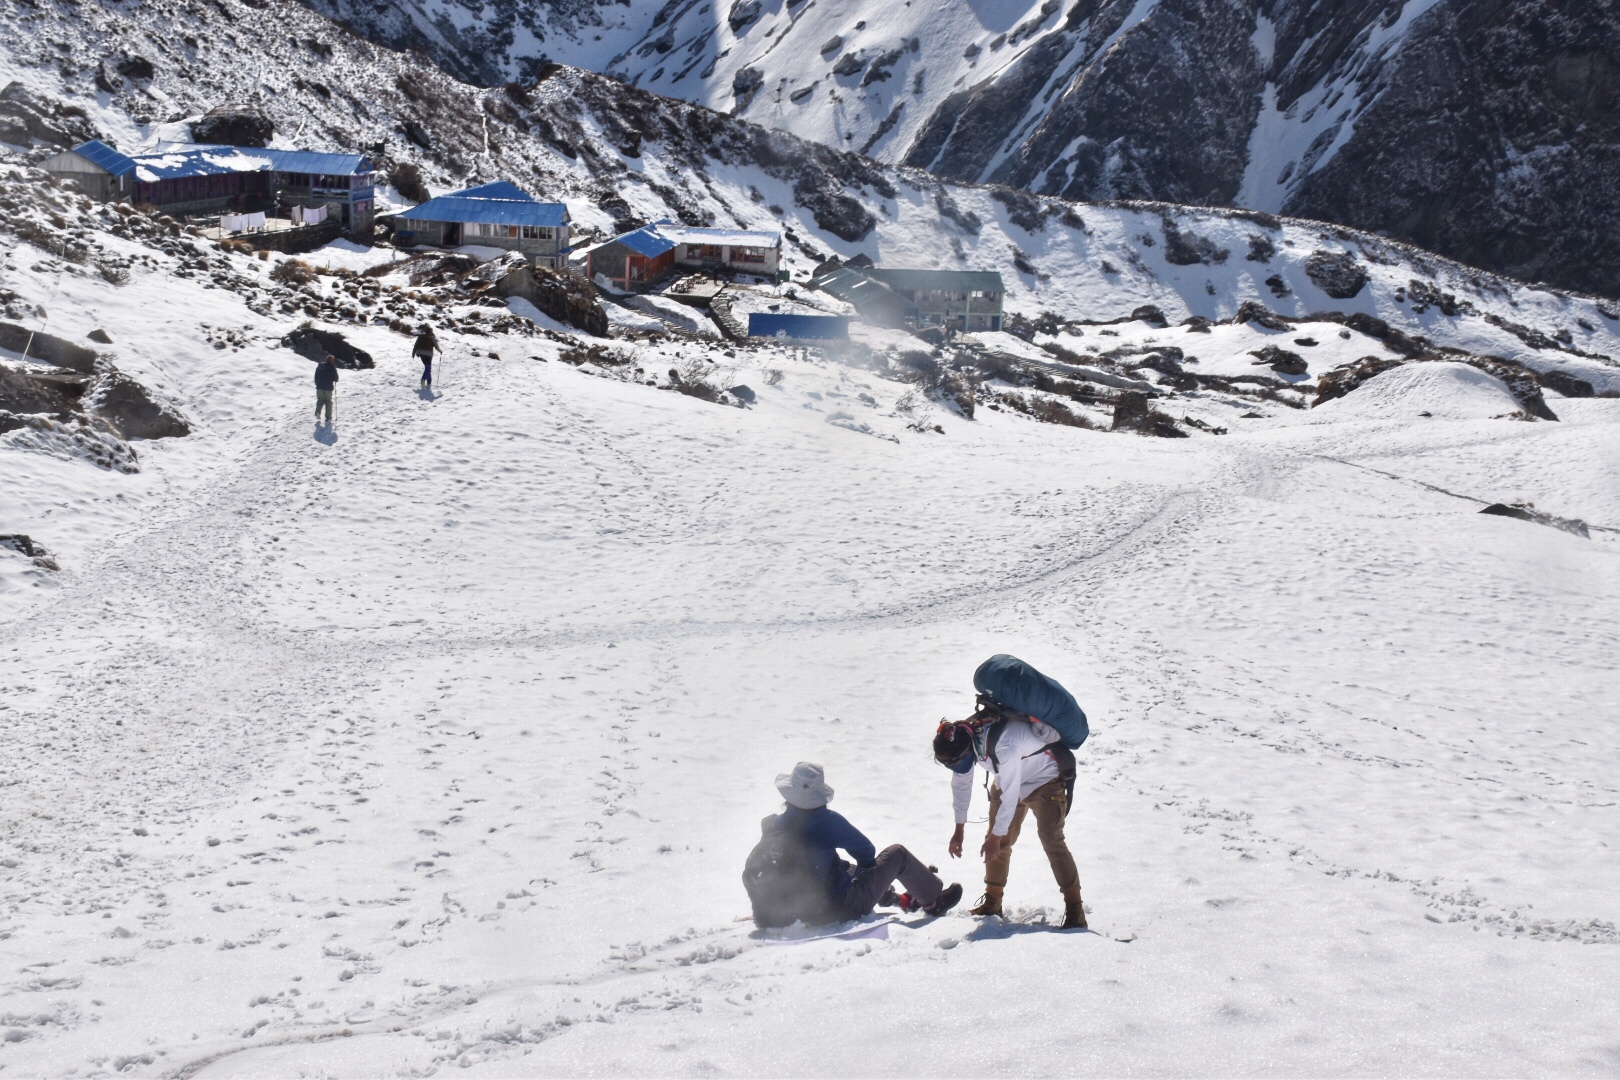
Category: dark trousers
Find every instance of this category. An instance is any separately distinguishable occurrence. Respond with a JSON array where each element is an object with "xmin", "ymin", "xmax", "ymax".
[
  {"xmin": 837, "ymin": 844, "xmax": 943, "ymax": 919},
  {"xmin": 419, "ymin": 356, "xmax": 432, "ymax": 385}
]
